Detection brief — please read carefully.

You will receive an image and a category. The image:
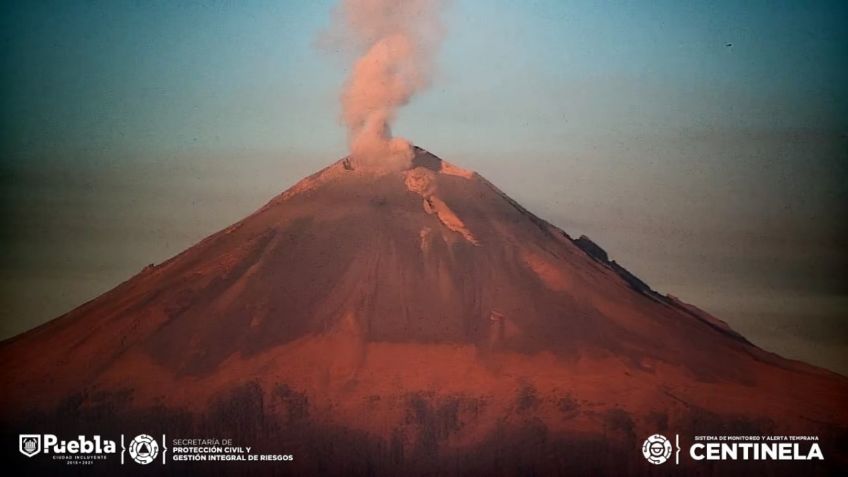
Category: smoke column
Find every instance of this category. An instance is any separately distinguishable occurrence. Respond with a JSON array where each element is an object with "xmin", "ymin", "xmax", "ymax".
[{"xmin": 326, "ymin": 0, "xmax": 446, "ymax": 170}]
